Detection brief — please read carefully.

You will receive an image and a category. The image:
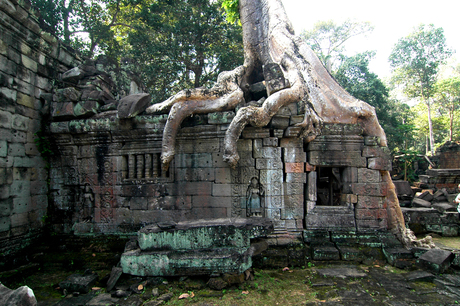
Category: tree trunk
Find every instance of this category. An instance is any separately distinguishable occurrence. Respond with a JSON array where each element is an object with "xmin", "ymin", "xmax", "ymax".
[
  {"xmin": 145, "ymin": 0, "xmax": 415, "ymax": 241},
  {"xmin": 426, "ymin": 99, "xmax": 435, "ymax": 156}
]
